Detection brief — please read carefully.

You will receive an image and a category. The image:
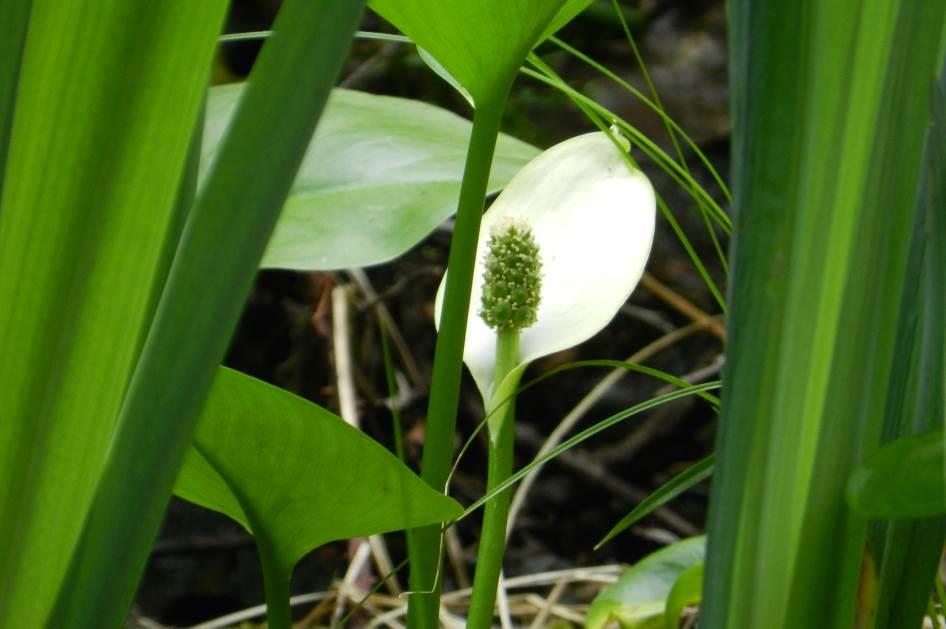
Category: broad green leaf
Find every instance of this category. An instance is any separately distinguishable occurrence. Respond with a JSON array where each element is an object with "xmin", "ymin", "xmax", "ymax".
[
  {"xmin": 48, "ymin": 2, "xmax": 365, "ymax": 627},
  {"xmin": 368, "ymin": 0, "xmax": 567, "ymax": 104},
  {"xmin": 596, "ymin": 456, "xmax": 714, "ymax": 550},
  {"xmin": 585, "ymin": 536, "xmax": 705, "ymax": 629},
  {"xmin": 175, "ymin": 368, "xmax": 462, "ymax": 585},
  {"xmin": 847, "ymin": 430, "xmax": 946, "ymax": 519},
  {"xmin": 664, "ymin": 563, "xmax": 703, "ymax": 629},
  {"xmin": 0, "ymin": 2, "xmax": 228, "ymax": 626},
  {"xmin": 703, "ymin": 3, "xmax": 946, "ymax": 629},
  {"xmin": 413, "ymin": 0, "xmax": 592, "ymax": 103},
  {"xmin": 202, "ymin": 85, "xmax": 539, "ymax": 270}
]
